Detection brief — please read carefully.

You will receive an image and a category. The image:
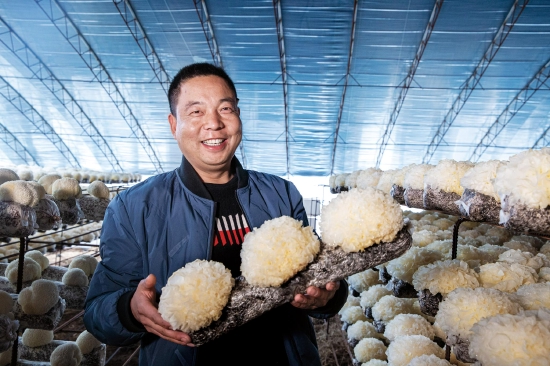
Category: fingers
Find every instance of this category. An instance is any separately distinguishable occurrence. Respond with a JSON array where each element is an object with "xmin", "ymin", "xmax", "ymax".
[
  {"xmin": 141, "ymin": 316, "xmax": 194, "ymax": 346},
  {"xmin": 325, "ymin": 281, "xmax": 340, "ymax": 292},
  {"xmin": 291, "ymin": 282, "xmax": 340, "ymax": 310},
  {"xmin": 130, "ymin": 274, "xmax": 195, "ymax": 347},
  {"xmin": 142, "ymin": 274, "xmax": 157, "ymax": 289}
]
